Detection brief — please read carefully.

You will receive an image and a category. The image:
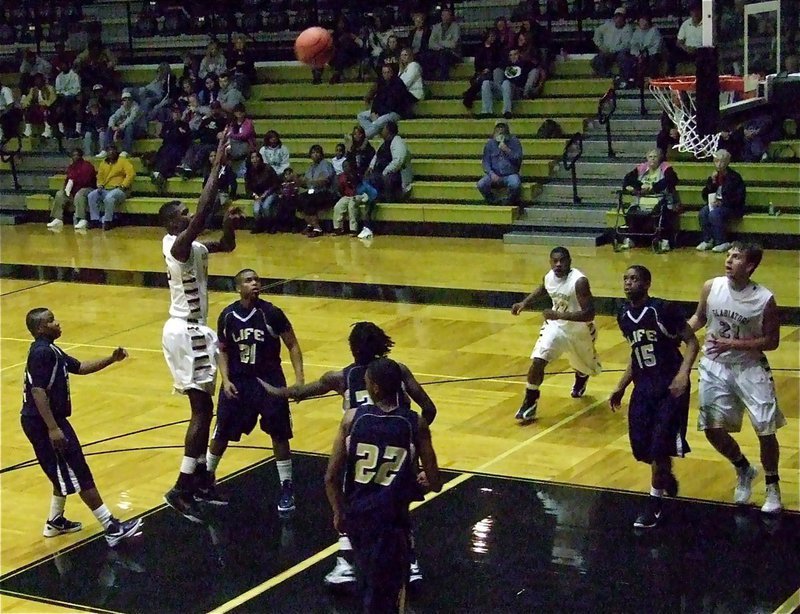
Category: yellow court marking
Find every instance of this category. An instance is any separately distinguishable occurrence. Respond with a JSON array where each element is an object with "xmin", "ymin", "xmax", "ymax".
[
  {"xmin": 207, "ymin": 395, "xmax": 610, "ymax": 613},
  {"xmin": 772, "ymin": 588, "xmax": 800, "ymax": 614},
  {"xmin": 0, "ymin": 589, "xmax": 126, "ymax": 614}
]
